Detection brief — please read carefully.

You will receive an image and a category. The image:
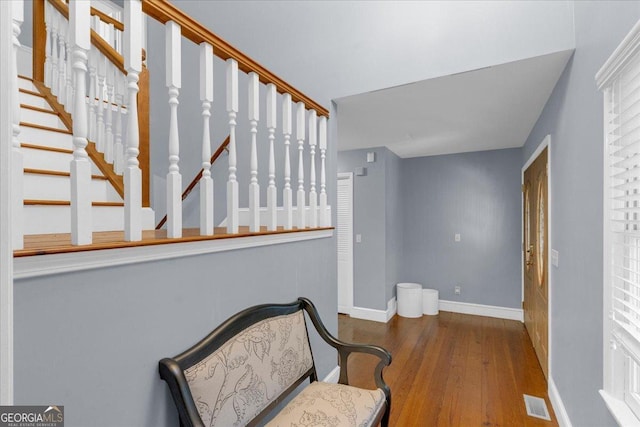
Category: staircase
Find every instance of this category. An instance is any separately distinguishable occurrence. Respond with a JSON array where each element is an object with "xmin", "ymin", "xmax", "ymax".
[{"xmin": 17, "ymin": 74, "xmax": 154, "ymax": 234}]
